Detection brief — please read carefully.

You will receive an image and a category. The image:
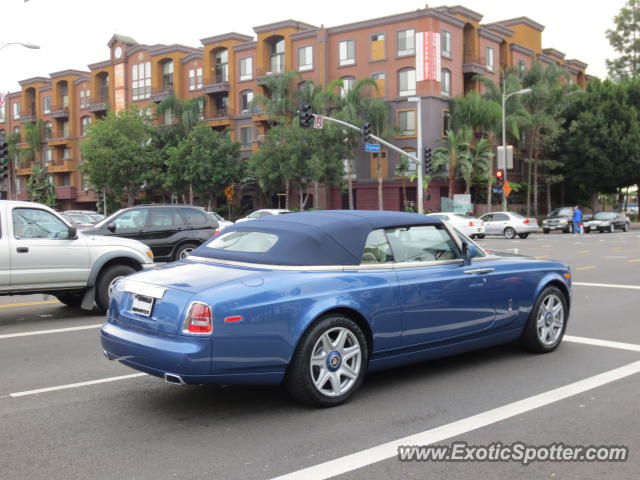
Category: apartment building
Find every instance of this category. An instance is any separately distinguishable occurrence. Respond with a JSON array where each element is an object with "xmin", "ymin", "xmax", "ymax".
[{"xmin": 0, "ymin": 4, "xmax": 588, "ymax": 211}]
